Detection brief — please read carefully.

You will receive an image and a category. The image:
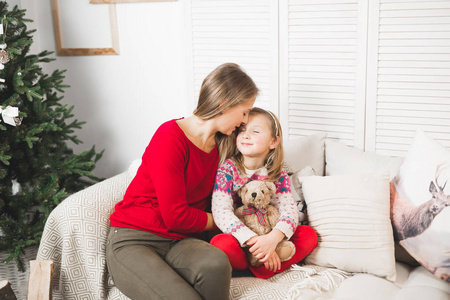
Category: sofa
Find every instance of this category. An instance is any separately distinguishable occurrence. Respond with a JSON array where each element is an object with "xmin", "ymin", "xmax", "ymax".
[{"xmin": 37, "ymin": 132, "xmax": 450, "ymax": 300}]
